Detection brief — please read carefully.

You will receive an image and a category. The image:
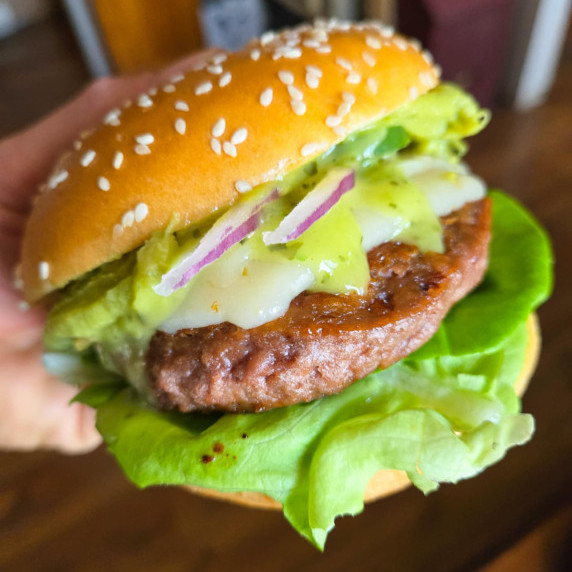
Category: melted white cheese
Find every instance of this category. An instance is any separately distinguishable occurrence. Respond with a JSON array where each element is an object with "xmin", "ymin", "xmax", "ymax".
[
  {"xmin": 399, "ymin": 156, "xmax": 486, "ymax": 216},
  {"xmin": 160, "ymin": 242, "xmax": 314, "ymax": 332},
  {"xmin": 159, "ymin": 157, "xmax": 486, "ymax": 333}
]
